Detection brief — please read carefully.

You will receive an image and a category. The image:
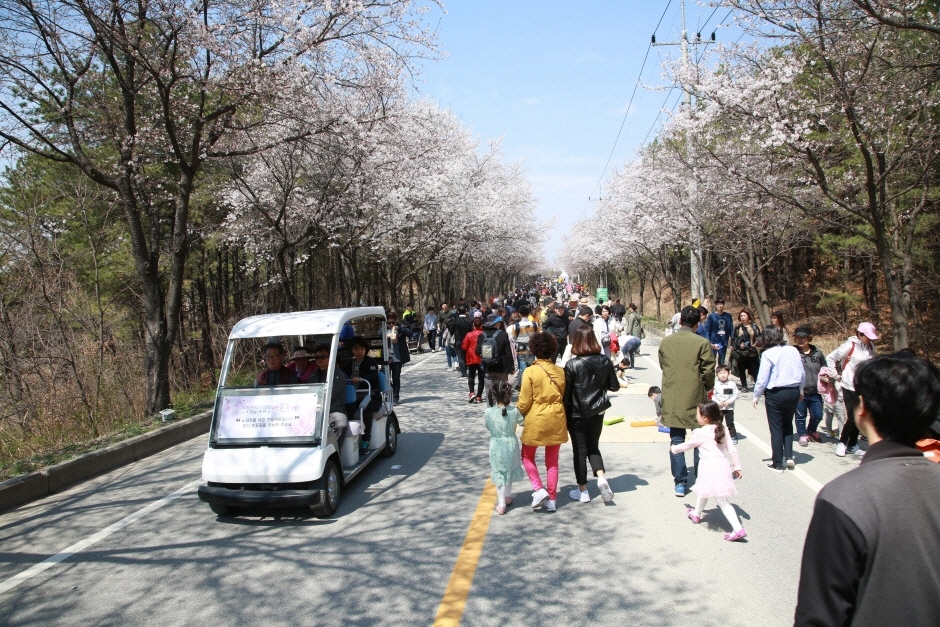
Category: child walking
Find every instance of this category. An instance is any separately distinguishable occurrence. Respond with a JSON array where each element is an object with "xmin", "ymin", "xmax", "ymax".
[
  {"xmin": 713, "ymin": 365, "xmax": 739, "ymax": 444},
  {"xmin": 670, "ymin": 400, "xmax": 747, "ymax": 541},
  {"xmin": 485, "ymin": 381, "xmax": 526, "ymax": 515}
]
